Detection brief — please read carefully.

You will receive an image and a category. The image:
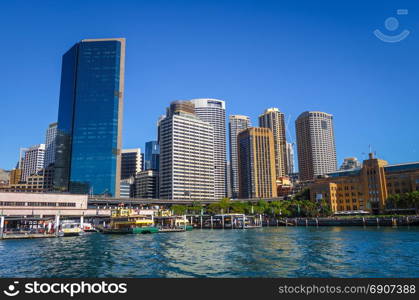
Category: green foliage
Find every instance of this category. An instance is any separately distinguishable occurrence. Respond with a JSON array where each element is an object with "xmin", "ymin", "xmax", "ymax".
[
  {"xmin": 170, "ymin": 194, "xmax": 333, "ymax": 218},
  {"xmin": 171, "ymin": 205, "xmax": 187, "ymax": 215},
  {"xmin": 187, "ymin": 201, "xmax": 203, "ymax": 214},
  {"xmin": 386, "ymin": 191, "xmax": 419, "ymax": 212}
]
